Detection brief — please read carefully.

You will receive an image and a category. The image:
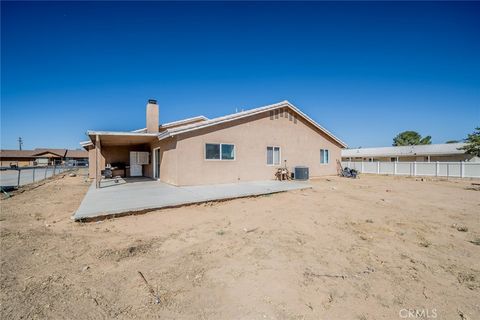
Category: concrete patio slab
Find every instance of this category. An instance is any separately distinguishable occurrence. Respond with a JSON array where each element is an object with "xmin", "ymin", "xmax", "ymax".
[{"xmin": 73, "ymin": 179, "xmax": 311, "ymax": 220}]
